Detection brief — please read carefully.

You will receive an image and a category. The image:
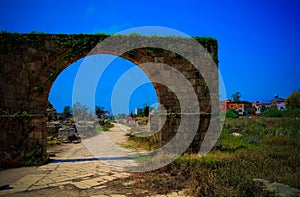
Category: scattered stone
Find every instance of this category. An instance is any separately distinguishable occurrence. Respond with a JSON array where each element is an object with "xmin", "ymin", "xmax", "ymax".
[
  {"xmin": 97, "ymin": 172, "xmax": 109, "ymax": 176},
  {"xmin": 167, "ymin": 193, "xmax": 179, "ymax": 197},
  {"xmin": 71, "ymin": 181, "xmax": 91, "ymax": 189},
  {"xmin": 111, "ymin": 172, "xmax": 130, "ymax": 178},
  {"xmin": 254, "ymin": 178, "xmax": 300, "ymax": 196},
  {"xmin": 231, "ymin": 132, "xmax": 242, "ymax": 137},
  {"xmin": 93, "ymin": 185, "xmax": 107, "ymax": 190},
  {"xmin": 48, "ymin": 181, "xmax": 72, "ymax": 187},
  {"xmin": 102, "ymin": 176, "xmax": 116, "ymax": 181},
  {"xmin": 122, "ymin": 180, "xmax": 136, "ymax": 186},
  {"xmin": 177, "ymin": 191, "xmax": 187, "ymax": 196},
  {"xmin": 98, "ymin": 180, "xmax": 109, "ymax": 185},
  {"xmin": 81, "ymin": 179, "xmax": 101, "ymax": 187},
  {"xmin": 90, "ymin": 194, "xmax": 108, "ymax": 197}
]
